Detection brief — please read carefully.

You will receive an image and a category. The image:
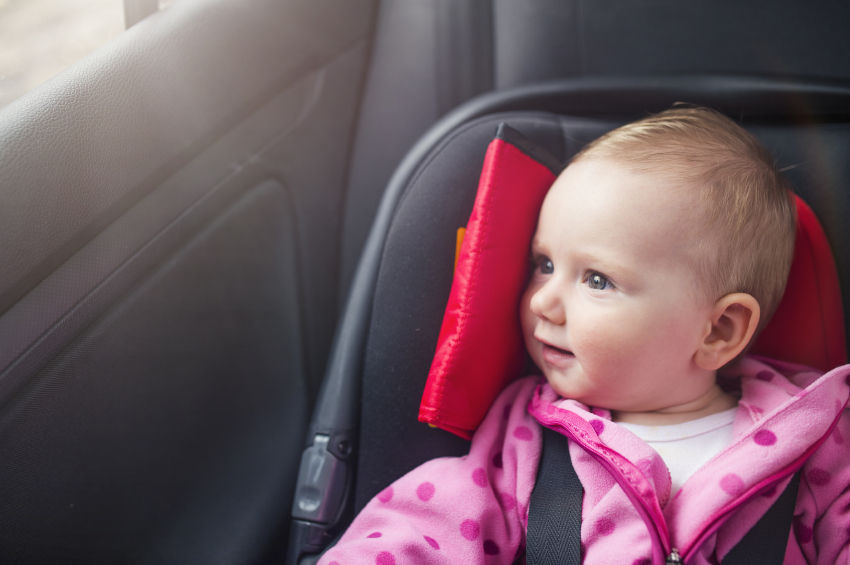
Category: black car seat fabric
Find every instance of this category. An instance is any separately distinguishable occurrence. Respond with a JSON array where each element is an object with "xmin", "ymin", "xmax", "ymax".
[
  {"xmin": 338, "ymin": 0, "xmax": 850, "ymax": 302},
  {"xmin": 289, "ymin": 78, "xmax": 850, "ymax": 564}
]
